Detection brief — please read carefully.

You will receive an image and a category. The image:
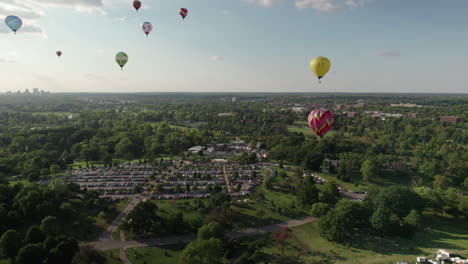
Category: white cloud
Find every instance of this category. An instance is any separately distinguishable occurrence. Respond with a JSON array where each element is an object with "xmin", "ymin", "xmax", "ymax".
[
  {"xmin": 296, "ymin": 0, "xmax": 343, "ymax": 12},
  {"xmin": 30, "ymin": 0, "xmax": 104, "ymax": 13},
  {"xmin": 242, "ymin": 0, "xmax": 279, "ymax": 7},
  {"xmin": 295, "ymin": 0, "xmax": 371, "ymax": 11},
  {"xmin": 84, "ymin": 73, "xmax": 105, "ymax": 81},
  {"xmin": 377, "ymin": 51, "xmax": 401, "ymax": 57},
  {"xmin": 222, "ymin": 10, "xmax": 231, "ymax": 14},
  {"xmin": 0, "ymin": 58, "xmax": 16, "ymax": 63},
  {"xmin": 345, "ymin": 0, "xmax": 370, "ymax": 8},
  {"xmin": 0, "ymin": 1, "xmax": 45, "ymax": 35},
  {"xmin": 210, "ymin": 56, "xmax": 224, "ymax": 61}
]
